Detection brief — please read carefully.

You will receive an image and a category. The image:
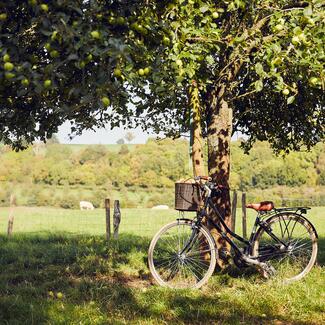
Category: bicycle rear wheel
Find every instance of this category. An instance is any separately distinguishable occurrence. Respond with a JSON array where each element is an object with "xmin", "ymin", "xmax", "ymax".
[
  {"xmin": 148, "ymin": 219, "xmax": 216, "ymax": 289},
  {"xmin": 252, "ymin": 213, "xmax": 317, "ymax": 283}
]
